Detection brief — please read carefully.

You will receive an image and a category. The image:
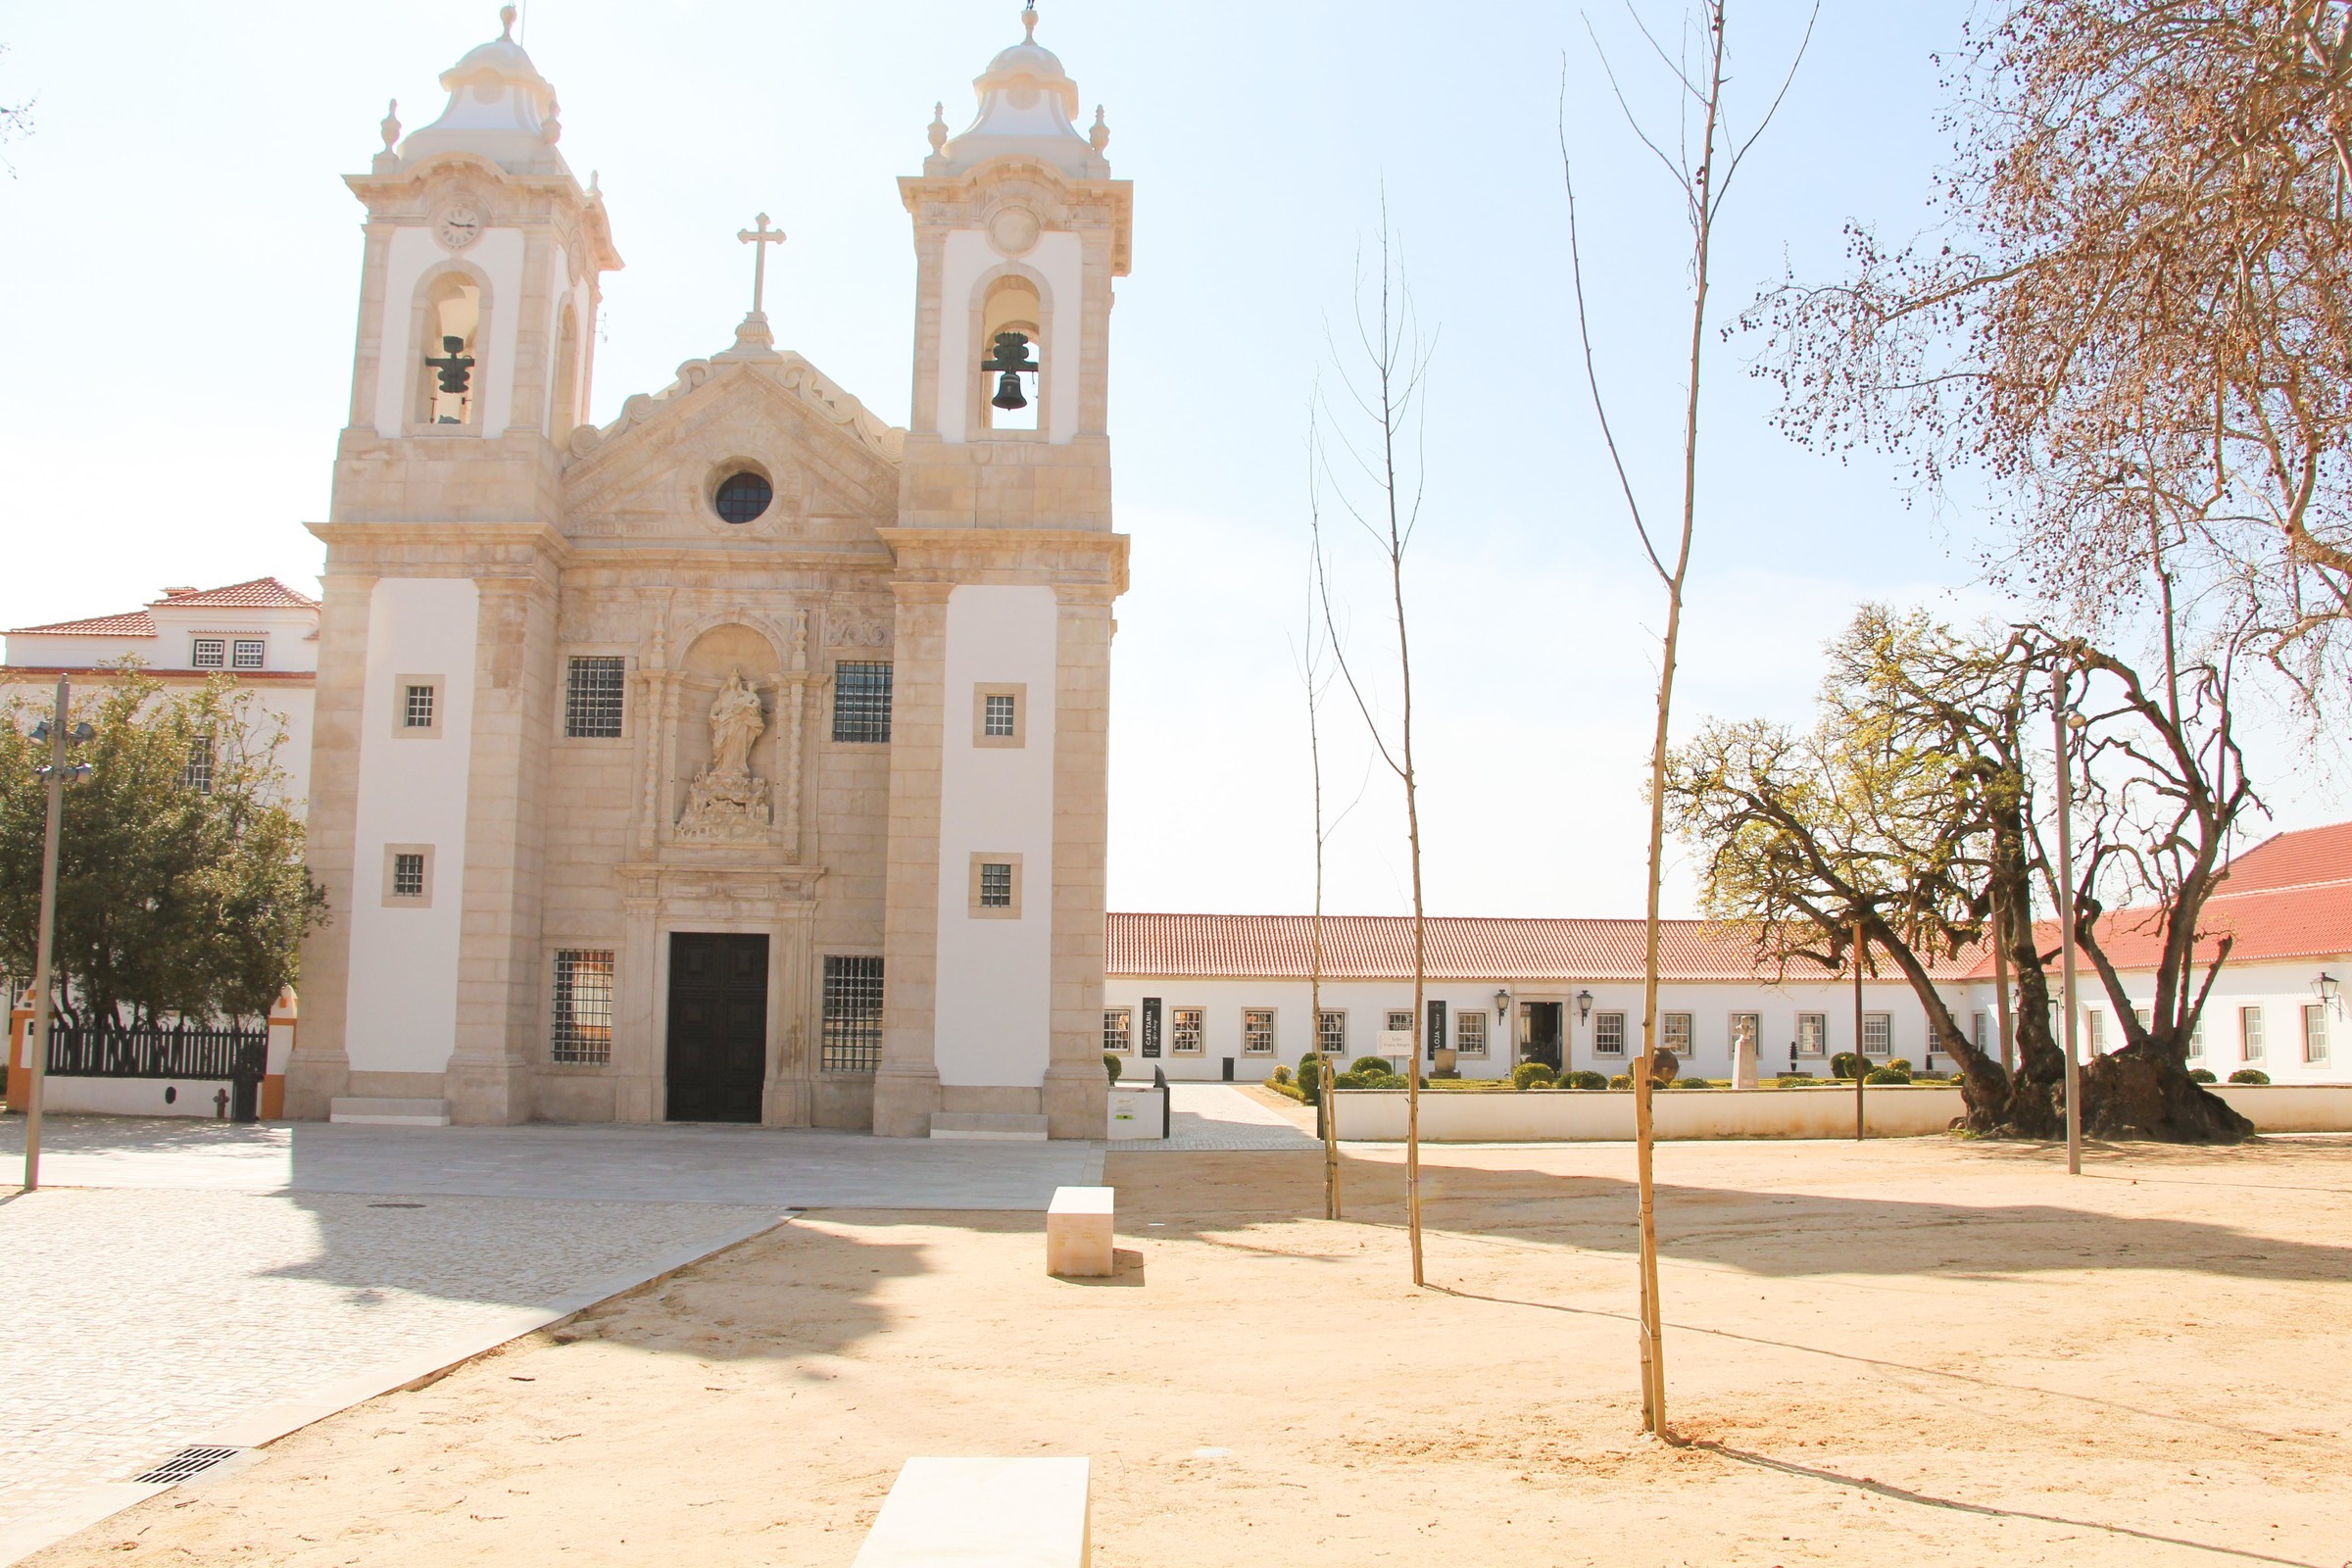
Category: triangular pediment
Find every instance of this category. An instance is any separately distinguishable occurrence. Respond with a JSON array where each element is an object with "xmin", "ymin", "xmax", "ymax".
[{"xmin": 562, "ymin": 345, "xmax": 904, "ymax": 545}]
